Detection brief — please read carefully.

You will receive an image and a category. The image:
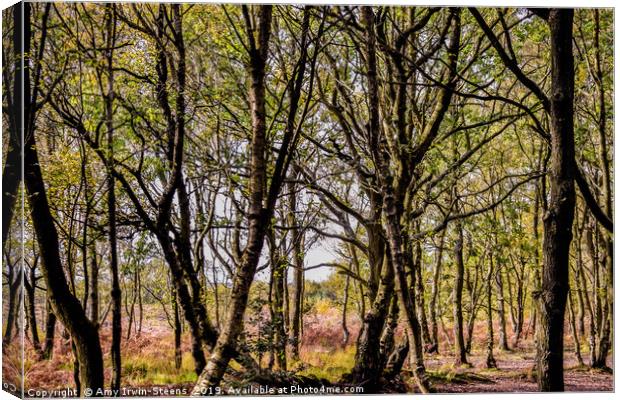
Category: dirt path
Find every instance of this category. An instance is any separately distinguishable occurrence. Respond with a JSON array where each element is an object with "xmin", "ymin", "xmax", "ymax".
[{"xmin": 419, "ymin": 349, "xmax": 613, "ymax": 393}]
